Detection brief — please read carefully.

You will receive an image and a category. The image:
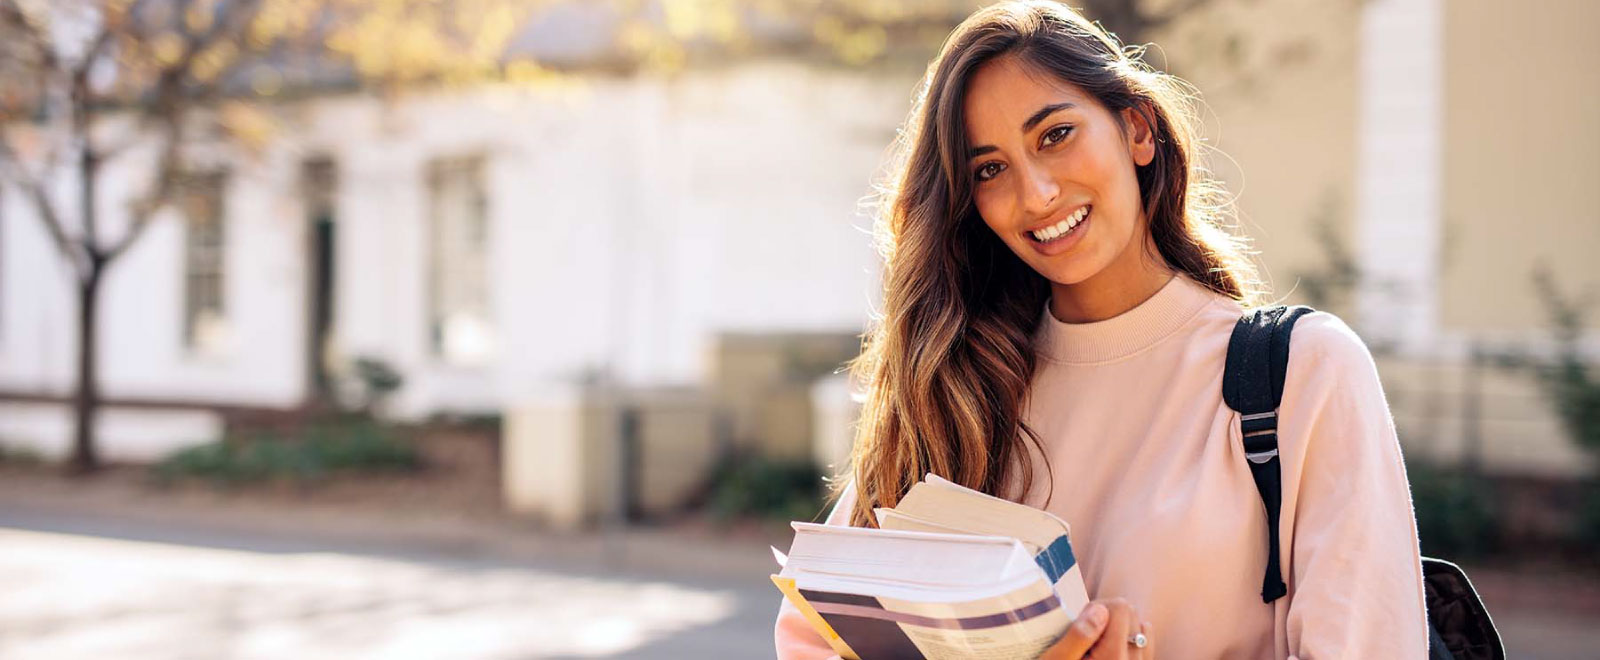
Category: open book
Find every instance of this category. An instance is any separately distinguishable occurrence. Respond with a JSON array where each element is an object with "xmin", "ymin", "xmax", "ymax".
[{"xmin": 772, "ymin": 474, "xmax": 1089, "ymax": 660}]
